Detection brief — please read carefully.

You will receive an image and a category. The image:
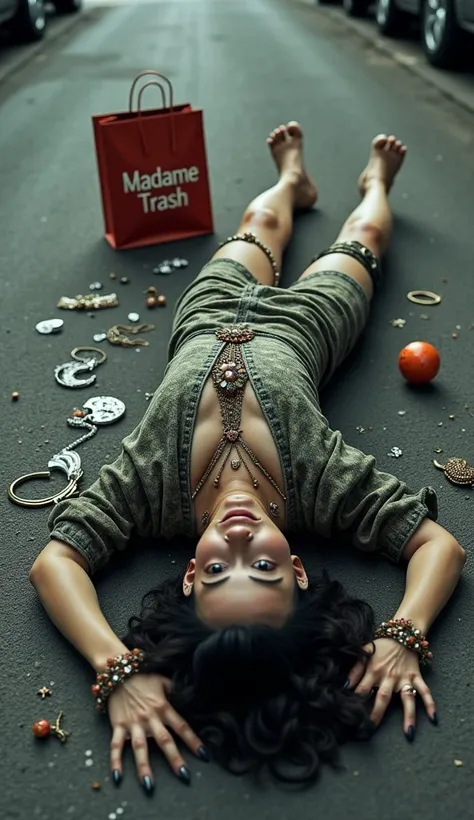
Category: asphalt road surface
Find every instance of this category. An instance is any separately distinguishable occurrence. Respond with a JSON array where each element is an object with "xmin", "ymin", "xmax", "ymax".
[{"xmin": 1, "ymin": 1, "xmax": 474, "ymax": 818}]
